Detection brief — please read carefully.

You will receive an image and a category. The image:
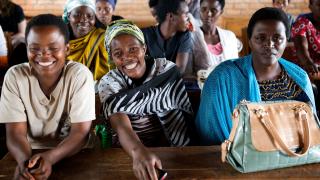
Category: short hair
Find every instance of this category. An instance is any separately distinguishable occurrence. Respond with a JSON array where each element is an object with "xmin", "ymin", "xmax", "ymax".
[
  {"xmin": 200, "ymin": 0, "xmax": 225, "ymax": 10},
  {"xmin": 155, "ymin": 0, "xmax": 186, "ymax": 24},
  {"xmin": 148, "ymin": 0, "xmax": 158, "ymax": 8},
  {"xmin": 247, "ymin": 7, "xmax": 290, "ymax": 40},
  {"xmin": 25, "ymin": 14, "xmax": 70, "ymax": 44}
]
